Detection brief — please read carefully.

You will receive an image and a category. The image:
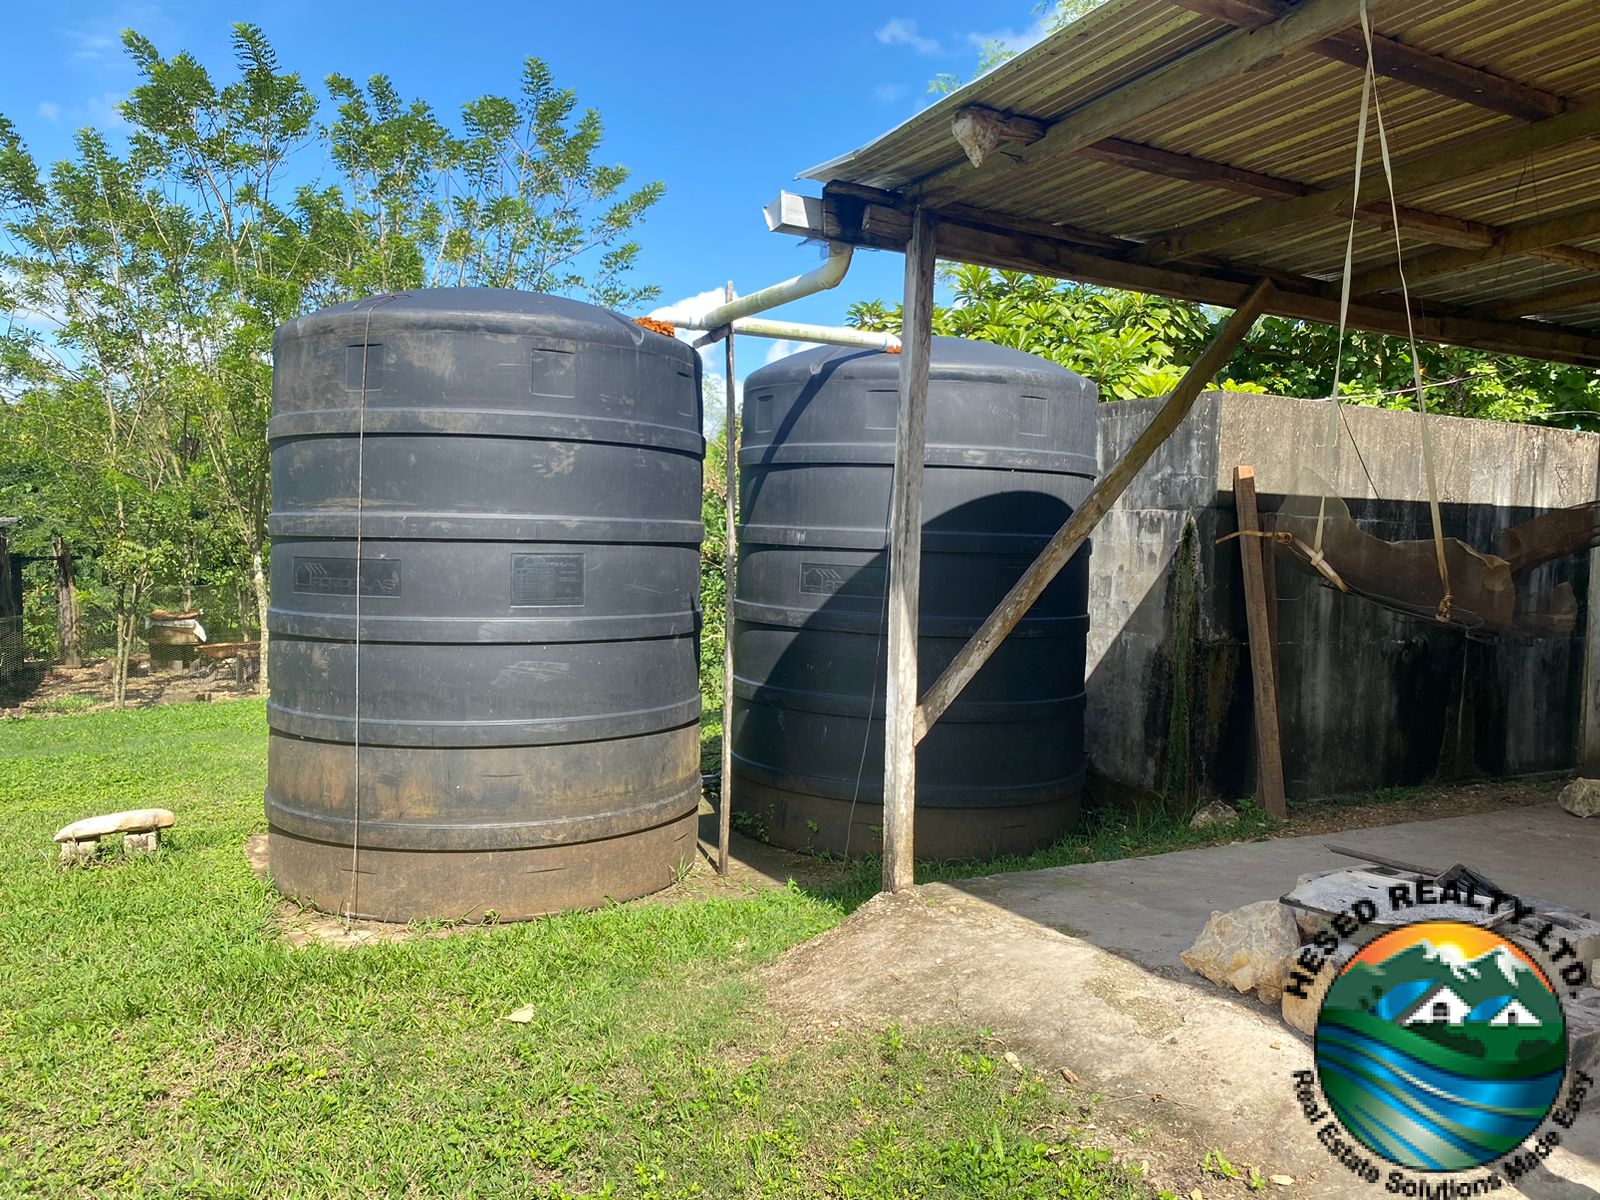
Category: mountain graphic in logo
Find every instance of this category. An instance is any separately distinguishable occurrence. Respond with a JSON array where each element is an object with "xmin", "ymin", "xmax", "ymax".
[{"xmin": 1315, "ymin": 920, "xmax": 1567, "ymax": 1172}]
